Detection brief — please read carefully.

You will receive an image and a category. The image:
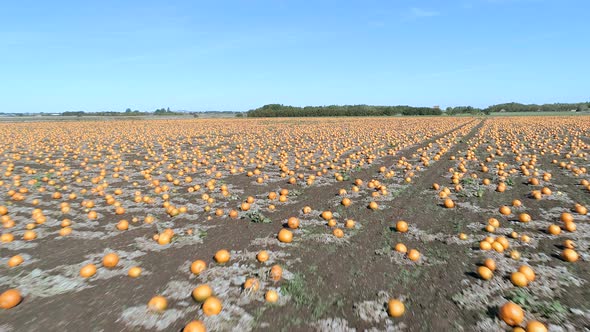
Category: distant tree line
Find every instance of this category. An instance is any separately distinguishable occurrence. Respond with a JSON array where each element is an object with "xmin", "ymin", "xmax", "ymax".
[
  {"xmin": 445, "ymin": 106, "xmax": 486, "ymax": 115},
  {"xmin": 246, "ymin": 104, "xmax": 442, "ymax": 117},
  {"xmin": 246, "ymin": 102, "xmax": 590, "ymax": 117},
  {"xmin": 62, "ymin": 107, "xmax": 185, "ymax": 117},
  {"xmin": 483, "ymin": 102, "xmax": 589, "ymax": 113}
]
